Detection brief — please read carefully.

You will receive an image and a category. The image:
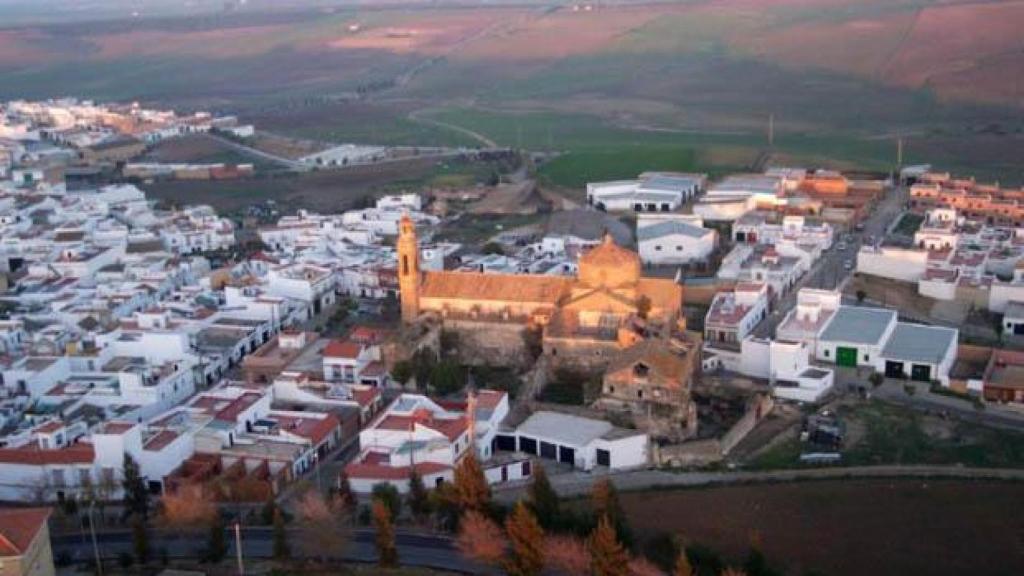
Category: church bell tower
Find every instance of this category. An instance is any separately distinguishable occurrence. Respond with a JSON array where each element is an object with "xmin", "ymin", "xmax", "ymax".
[{"xmin": 397, "ymin": 214, "xmax": 421, "ymax": 323}]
